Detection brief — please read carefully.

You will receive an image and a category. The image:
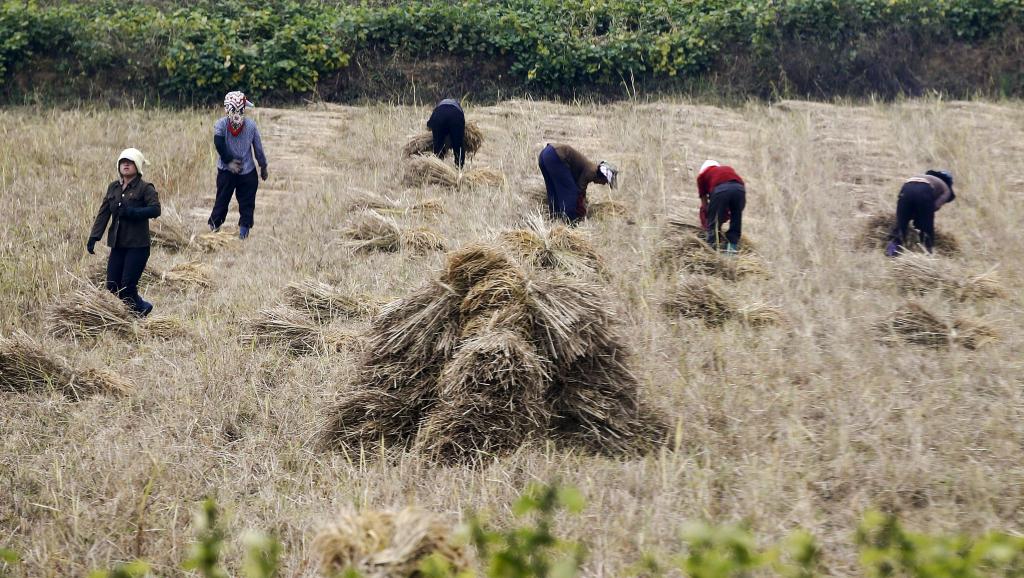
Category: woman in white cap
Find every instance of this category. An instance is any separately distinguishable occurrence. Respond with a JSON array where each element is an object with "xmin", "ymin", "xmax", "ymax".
[
  {"xmin": 87, "ymin": 148, "xmax": 161, "ymax": 316},
  {"xmin": 696, "ymin": 159, "xmax": 745, "ymax": 252},
  {"xmin": 208, "ymin": 90, "xmax": 268, "ymax": 239},
  {"xmin": 537, "ymin": 143, "xmax": 618, "ymax": 223}
]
